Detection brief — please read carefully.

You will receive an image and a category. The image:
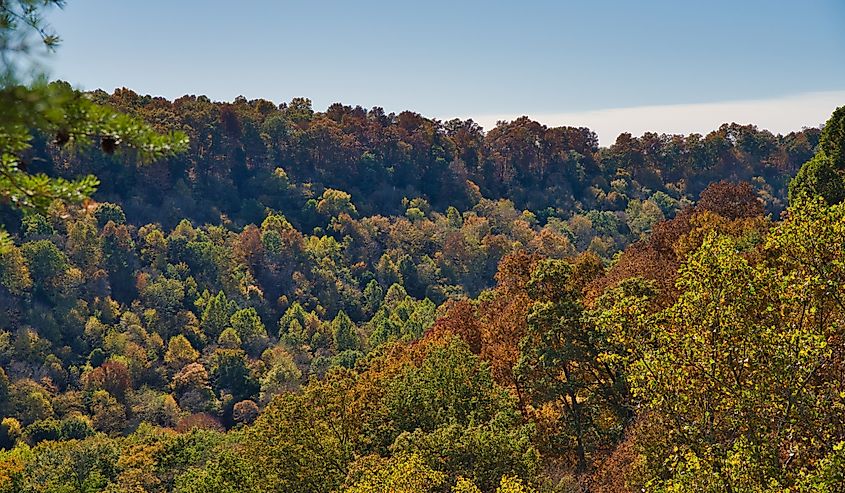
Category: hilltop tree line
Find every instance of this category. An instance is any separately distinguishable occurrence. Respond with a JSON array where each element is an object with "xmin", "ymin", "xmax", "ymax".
[{"xmin": 9, "ymin": 87, "xmax": 819, "ymax": 234}]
